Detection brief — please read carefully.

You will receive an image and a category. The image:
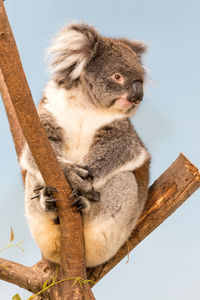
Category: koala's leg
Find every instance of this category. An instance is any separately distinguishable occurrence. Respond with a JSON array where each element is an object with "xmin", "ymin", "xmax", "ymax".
[
  {"xmin": 24, "ymin": 172, "xmax": 61, "ymax": 263},
  {"xmin": 22, "ymin": 150, "xmax": 97, "ymax": 263},
  {"xmin": 83, "ymin": 171, "xmax": 145, "ymax": 267}
]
